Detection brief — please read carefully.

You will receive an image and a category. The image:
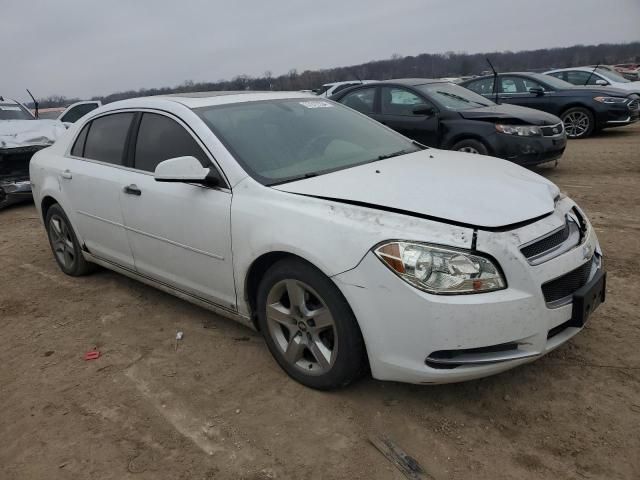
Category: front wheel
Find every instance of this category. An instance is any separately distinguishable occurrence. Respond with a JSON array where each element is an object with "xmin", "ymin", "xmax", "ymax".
[
  {"xmin": 452, "ymin": 138, "xmax": 489, "ymax": 155},
  {"xmin": 256, "ymin": 258, "xmax": 366, "ymax": 389},
  {"xmin": 561, "ymin": 107, "xmax": 594, "ymax": 138}
]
